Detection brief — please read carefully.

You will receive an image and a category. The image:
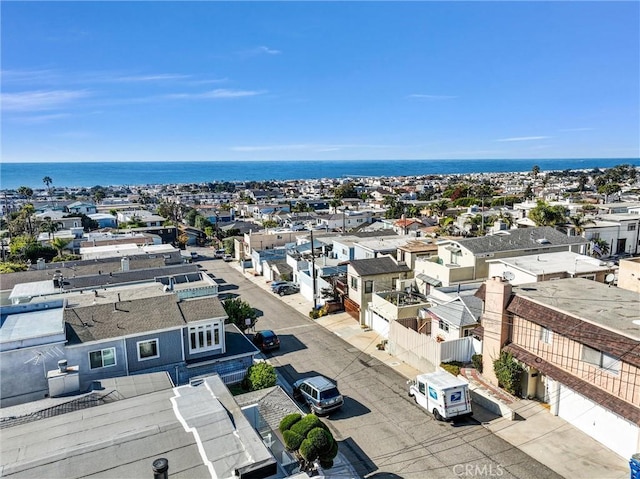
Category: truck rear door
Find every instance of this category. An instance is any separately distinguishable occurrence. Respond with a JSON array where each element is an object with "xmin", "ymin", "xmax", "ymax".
[{"xmin": 443, "ymin": 387, "xmax": 472, "ymax": 417}]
